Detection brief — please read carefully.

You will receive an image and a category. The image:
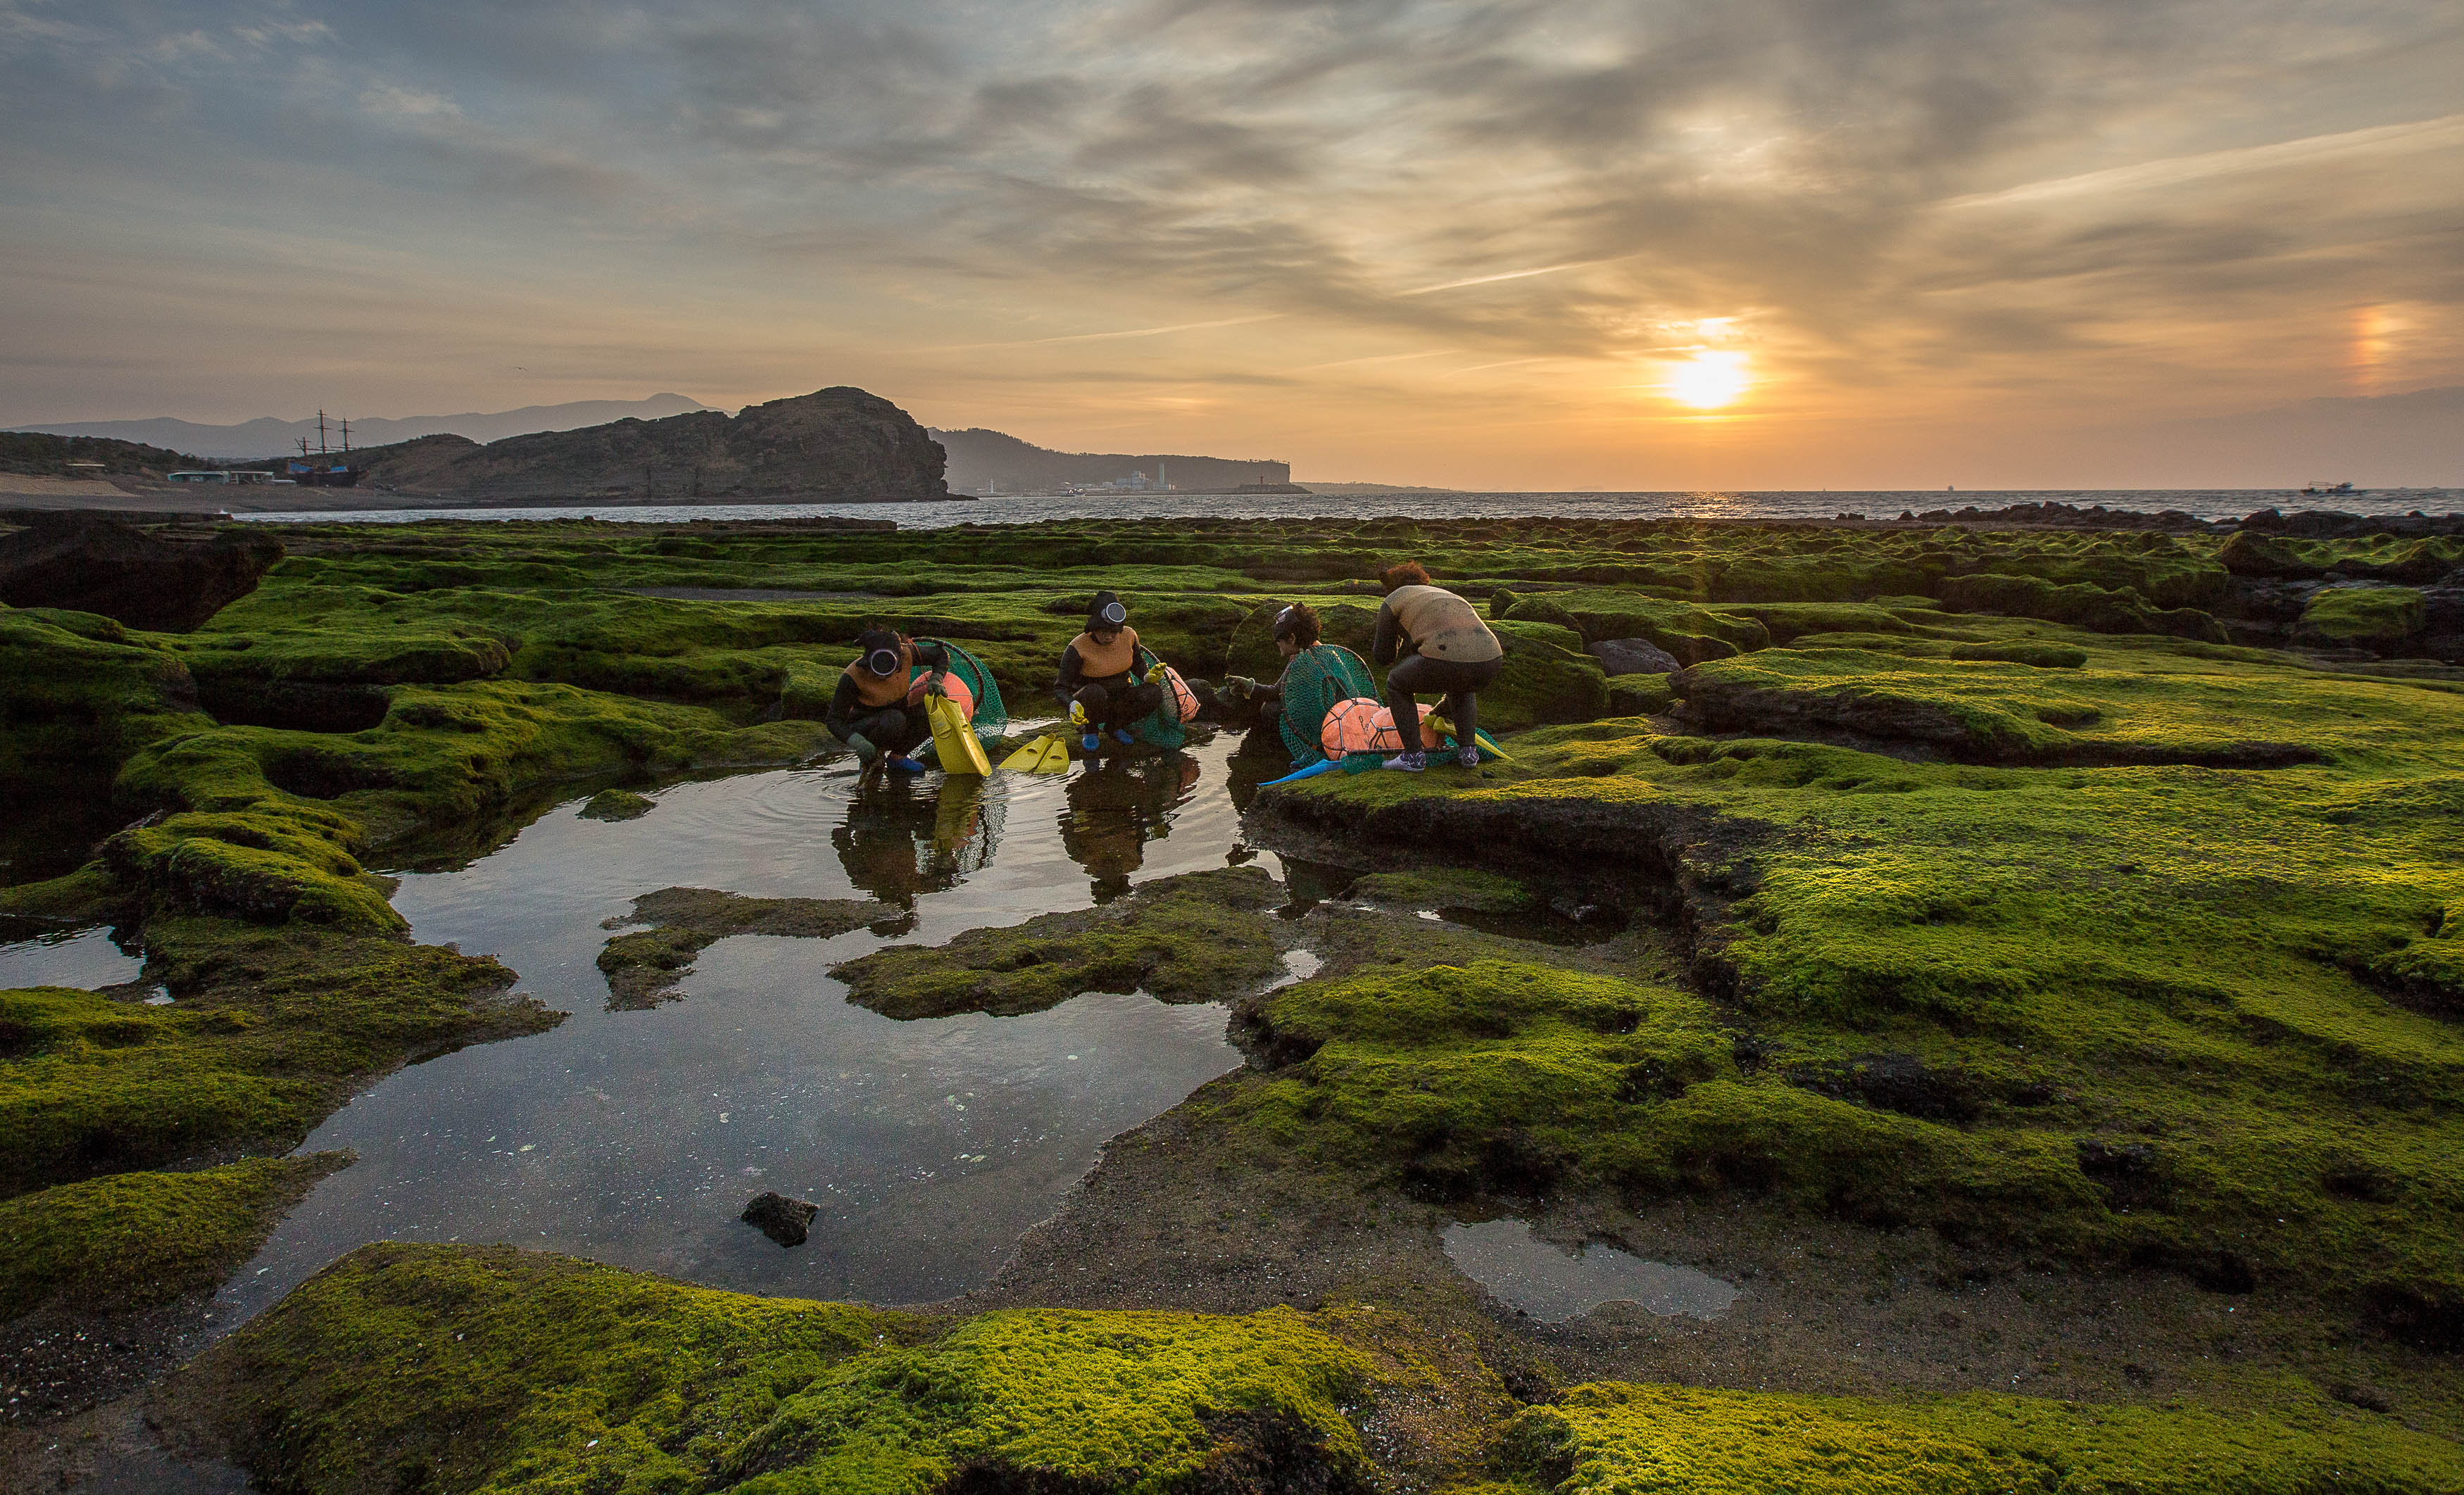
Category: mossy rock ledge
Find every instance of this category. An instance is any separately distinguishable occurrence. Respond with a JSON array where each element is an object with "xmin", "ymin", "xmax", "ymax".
[{"xmin": 7, "ymin": 512, "xmax": 2464, "ymax": 1473}]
